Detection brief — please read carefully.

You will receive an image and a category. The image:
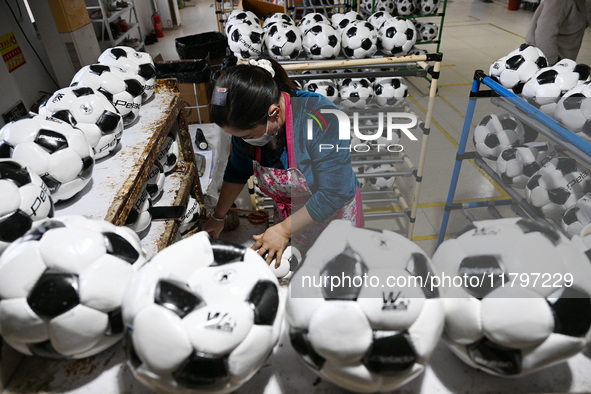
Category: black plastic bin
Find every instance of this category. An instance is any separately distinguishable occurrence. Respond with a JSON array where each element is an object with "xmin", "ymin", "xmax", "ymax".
[
  {"xmin": 175, "ymin": 32, "xmax": 228, "ymax": 60},
  {"xmin": 154, "ymin": 59, "xmax": 211, "ymax": 84}
]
